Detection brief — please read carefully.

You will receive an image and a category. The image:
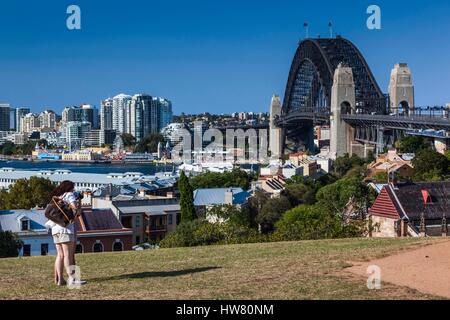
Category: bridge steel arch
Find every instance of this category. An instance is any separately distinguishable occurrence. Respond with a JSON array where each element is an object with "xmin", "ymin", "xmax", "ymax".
[
  {"xmin": 282, "ymin": 37, "xmax": 386, "ymax": 118},
  {"xmin": 280, "ymin": 37, "xmax": 387, "ymax": 153}
]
